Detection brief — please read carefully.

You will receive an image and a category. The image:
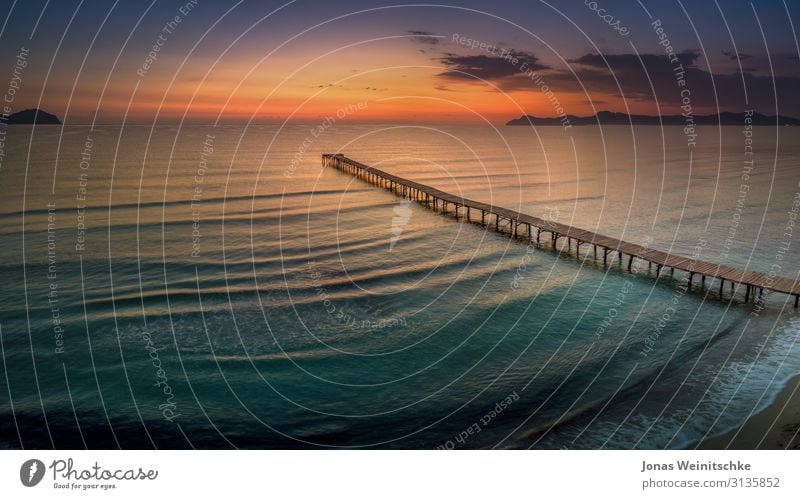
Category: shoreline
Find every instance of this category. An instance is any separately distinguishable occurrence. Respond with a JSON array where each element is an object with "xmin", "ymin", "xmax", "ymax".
[{"xmin": 697, "ymin": 374, "xmax": 800, "ymax": 449}]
